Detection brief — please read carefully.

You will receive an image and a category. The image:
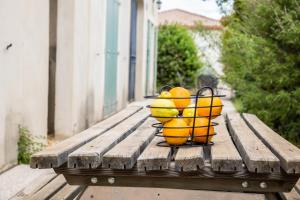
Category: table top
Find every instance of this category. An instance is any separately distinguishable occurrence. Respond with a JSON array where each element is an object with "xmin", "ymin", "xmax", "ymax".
[{"xmin": 30, "ymin": 102, "xmax": 300, "ymax": 193}]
